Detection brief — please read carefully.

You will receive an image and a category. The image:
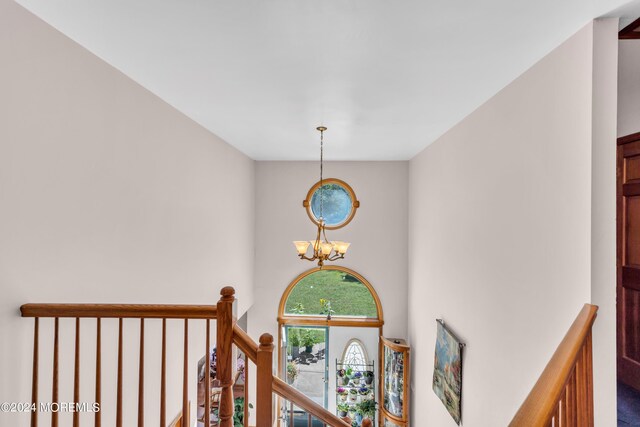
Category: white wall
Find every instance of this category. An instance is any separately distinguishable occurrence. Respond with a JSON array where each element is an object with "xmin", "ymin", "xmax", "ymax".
[
  {"xmin": 250, "ymin": 161, "xmax": 408, "ymax": 342},
  {"xmin": 0, "ymin": 1, "xmax": 255, "ymax": 426},
  {"xmin": 618, "ymin": 39, "xmax": 640, "ymax": 137},
  {"xmin": 408, "ymin": 22, "xmax": 613, "ymax": 426},
  {"xmin": 591, "ymin": 18, "xmax": 618, "ymax": 427}
]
